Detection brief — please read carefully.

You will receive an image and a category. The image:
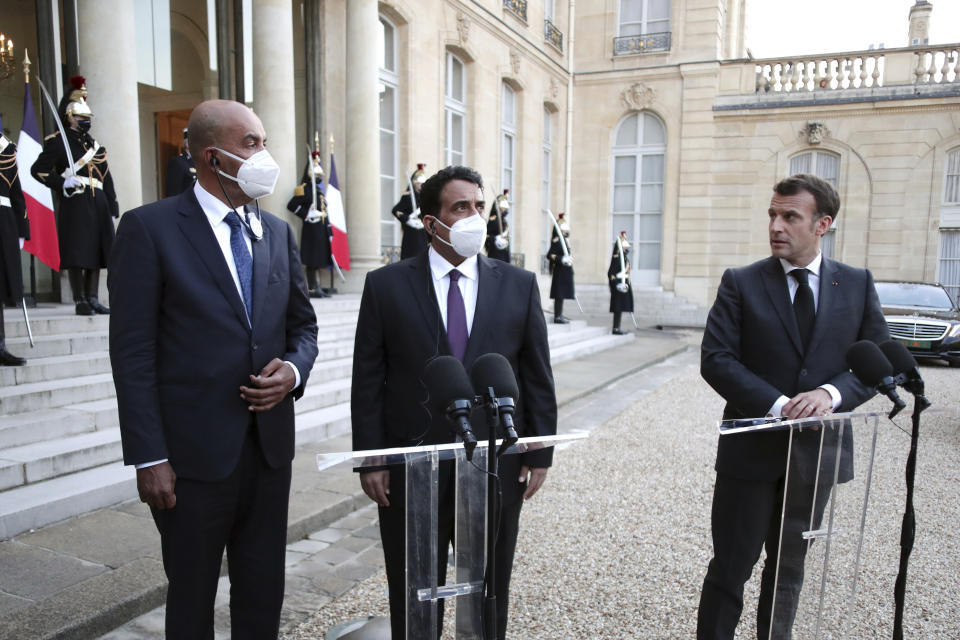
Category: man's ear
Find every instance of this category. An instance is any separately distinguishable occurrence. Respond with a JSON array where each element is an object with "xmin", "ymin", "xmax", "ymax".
[{"xmin": 816, "ymin": 215, "xmax": 833, "ymax": 237}]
